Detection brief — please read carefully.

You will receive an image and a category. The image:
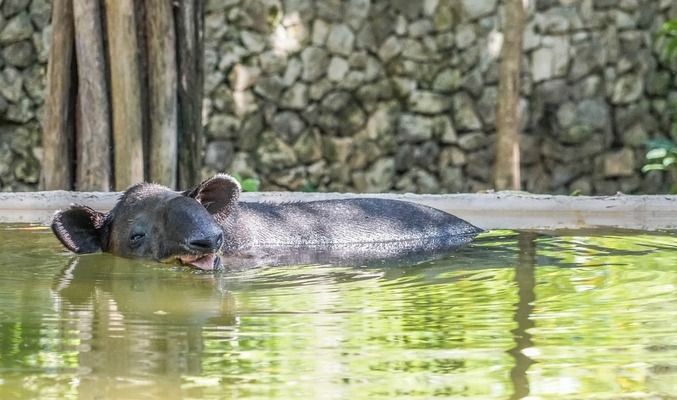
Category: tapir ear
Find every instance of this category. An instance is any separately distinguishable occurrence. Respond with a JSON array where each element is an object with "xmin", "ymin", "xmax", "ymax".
[
  {"xmin": 185, "ymin": 174, "xmax": 241, "ymax": 216},
  {"xmin": 51, "ymin": 206, "xmax": 107, "ymax": 253}
]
